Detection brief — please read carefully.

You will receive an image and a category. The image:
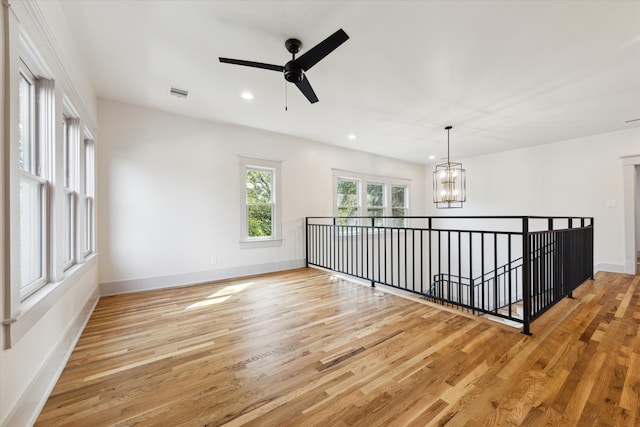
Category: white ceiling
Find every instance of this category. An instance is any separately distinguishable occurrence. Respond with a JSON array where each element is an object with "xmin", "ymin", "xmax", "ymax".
[{"xmin": 59, "ymin": 0, "xmax": 640, "ymax": 165}]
